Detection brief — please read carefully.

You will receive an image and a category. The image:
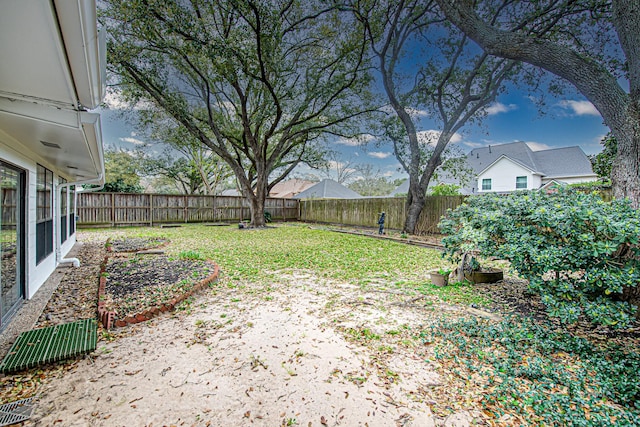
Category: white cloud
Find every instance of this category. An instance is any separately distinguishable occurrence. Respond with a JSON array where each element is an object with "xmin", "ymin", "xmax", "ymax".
[
  {"xmin": 557, "ymin": 100, "xmax": 600, "ymax": 116},
  {"xmin": 103, "ymin": 89, "xmax": 154, "ymax": 111},
  {"xmin": 416, "ymin": 130, "xmax": 463, "ymax": 147},
  {"xmin": 334, "ymin": 134, "xmax": 376, "ymax": 146},
  {"xmin": 368, "ymin": 151, "xmax": 392, "ymax": 159},
  {"xmin": 382, "ymin": 170, "xmax": 394, "ymax": 177},
  {"xmin": 525, "ymin": 141, "xmax": 552, "ymax": 151},
  {"xmin": 119, "ymin": 137, "xmax": 147, "ymax": 146},
  {"xmin": 485, "ymin": 102, "xmax": 517, "ymax": 115},
  {"xmin": 462, "ymin": 141, "xmax": 486, "ymax": 149},
  {"xmin": 103, "ymin": 91, "xmax": 130, "ymax": 110},
  {"xmin": 379, "ymin": 104, "xmax": 428, "ymax": 118},
  {"xmin": 406, "ymin": 107, "xmax": 428, "ymax": 118}
]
